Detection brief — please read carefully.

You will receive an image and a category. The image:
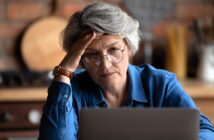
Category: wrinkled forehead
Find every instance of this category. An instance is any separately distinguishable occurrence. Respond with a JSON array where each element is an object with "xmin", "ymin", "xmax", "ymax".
[{"xmin": 88, "ymin": 33, "xmax": 124, "ymax": 49}]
